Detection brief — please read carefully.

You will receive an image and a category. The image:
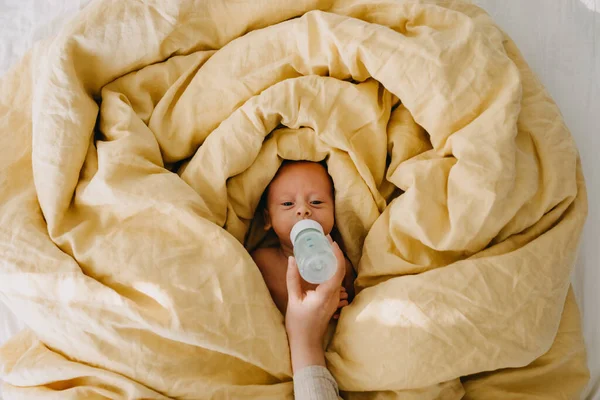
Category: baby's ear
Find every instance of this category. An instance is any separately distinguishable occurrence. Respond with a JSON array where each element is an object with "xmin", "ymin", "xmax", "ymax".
[{"xmin": 263, "ymin": 208, "xmax": 272, "ymax": 231}]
